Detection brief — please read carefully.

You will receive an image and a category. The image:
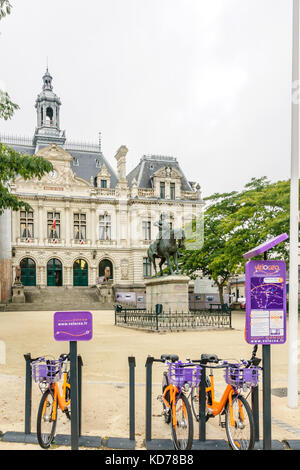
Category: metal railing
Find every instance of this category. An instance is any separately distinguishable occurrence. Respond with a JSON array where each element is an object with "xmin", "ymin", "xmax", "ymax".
[{"xmin": 115, "ymin": 308, "xmax": 231, "ymax": 331}]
